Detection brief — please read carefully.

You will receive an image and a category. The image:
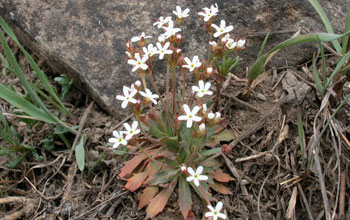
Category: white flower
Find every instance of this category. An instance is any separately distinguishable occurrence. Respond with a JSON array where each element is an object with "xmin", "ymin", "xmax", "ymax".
[
  {"xmin": 208, "ymin": 112, "xmax": 215, "ymax": 119},
  {"xmin": 178, "ymin": 104, "xmax": 202, "ymax": 128},
  {"xmin": 155, "ymin": 42, "xmax": 173, "ymax": 60},
  {"xmin": 116, "ymin": 86, "xmax": 137, "ymax": 108},
  {"xmin": 211, "ymin": 20, "xmax": 233, "ymax": 38},
  {"xmin": 158, "ymin": 34, "xmax": 167, "ymax": 42},
  {"xmin": 123, "ymin": 121, "xmax": 140, "ymax": 140},
  {"xmin": 162, "ymin": 20, "xmax": 181, "ymax": 39},
  {"xmin": 183, "ymin": 56, "xmax": 201, "ymax": 72},
  {"xmin": 198, "ymin": 4, "xmax": 219, "ymax": 22},
  {"xmin": 199, "ymin": 123, "xmax": 206, "ymax": 131},
  {"xmin": 205, "ymin": 202, "xmax": 227, "ymax": 220},
  {"xmin": 139, "ymin": 88, "xmax": 159, "ymax": 105},
  {"xmin": 181, "ymin": 165, "xmax": 187, "ymax": 171},
  {"xmin": 186, "ymin": 166, "xmax": 208, "ymax": 186},
  {"xmin": 109, "ymin": 130, "xmax": 127, "ymax": 148},
  {"xmin": 237, "ymin": 39, "xmax": 246, "ymax": 48},
  {"xmin": 131, "ymin": 32, "xmax": 152, "ymax": 42},
  {"xmin": 215, "ymin": 112, "xmax": 221, "ymax": 119},
  {"xmin": 127, "ymin": 53, "xmax": 148, "ymax": 72},
  {"xmin": 143, "ymin": 44, "xmax": 157, "ymax": 57},
  {"xmin": 173, "ymin": 6, "xmax": 190, "ymax": 19},
  {"xmin": 192, "ymin": 80, "xmax": 213, "ymax": 97},
  {"xmin": 225, "ymin": 39, "xmax": 237, "ymax": 50},
  {"xmin": 153, "ymin": 16, "xmax": 172, "ymax": 28}
]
